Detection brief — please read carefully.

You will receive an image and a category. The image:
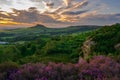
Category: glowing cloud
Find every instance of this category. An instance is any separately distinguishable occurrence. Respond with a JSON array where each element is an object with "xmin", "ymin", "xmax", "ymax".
[
  {"xmin": 42, "ymin": 1, "xmax": 54, "ymax": 10},
  {"xmin": 0, "ymin": 17, "xmax": 20, "ymax": 25},
  {"xmin": 0, "ymin": 0, "xmax": 120, "ymax": 28},
  {"xmin": 62, "ymin": 0, "xmax": 70, "ymax": 6},
  {"xmin": 60, "ymin": 0, "xmax": 88, "ymax": 14}
]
